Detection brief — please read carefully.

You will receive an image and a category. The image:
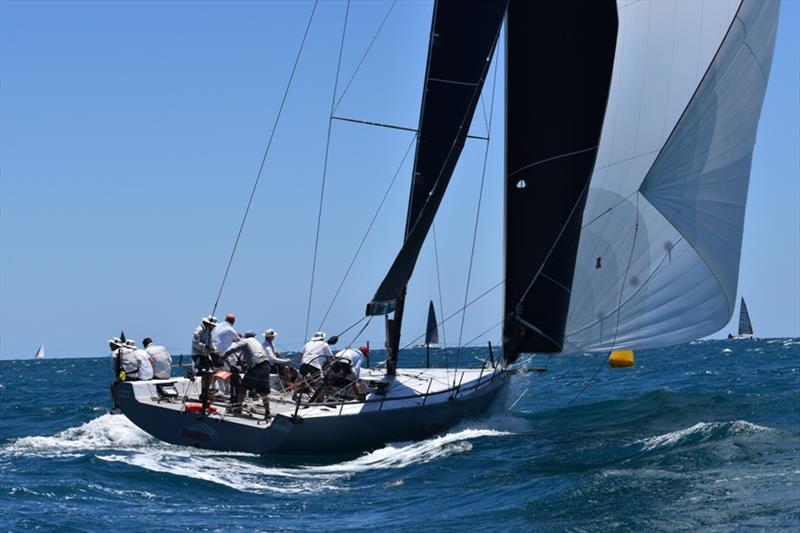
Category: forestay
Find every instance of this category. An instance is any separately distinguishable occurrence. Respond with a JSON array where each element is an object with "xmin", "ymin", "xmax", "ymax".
[{"xmin": 562, "ymin": 0, "xmax": 779, "ymax": 353}]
